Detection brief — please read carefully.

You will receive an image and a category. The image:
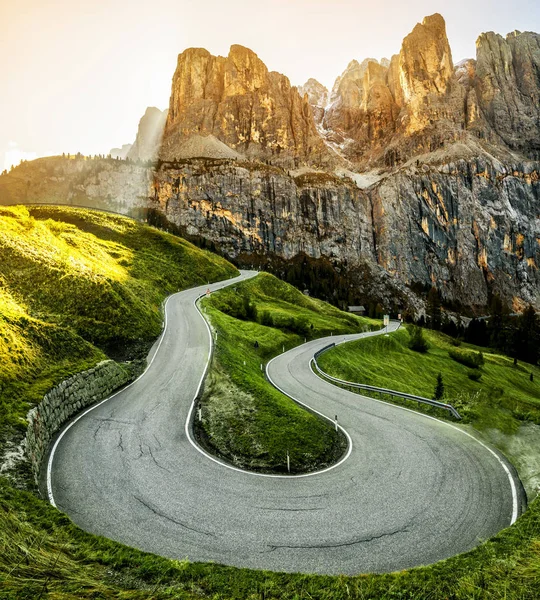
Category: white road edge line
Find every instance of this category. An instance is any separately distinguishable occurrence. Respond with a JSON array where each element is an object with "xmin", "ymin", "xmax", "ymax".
[
  {"xmin": 309, "ymin": 356, "xmax": 520, "ymax": 525},
  {"xmin": 184, "ymin": 284, "xmax": 353, "ymax": 479},
  {"xmin": 47, "ymin": 294, "xmax": 174, "ymax": 508}
]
